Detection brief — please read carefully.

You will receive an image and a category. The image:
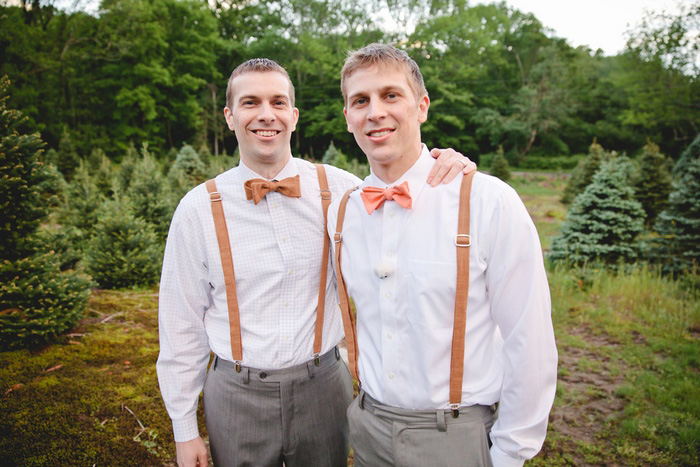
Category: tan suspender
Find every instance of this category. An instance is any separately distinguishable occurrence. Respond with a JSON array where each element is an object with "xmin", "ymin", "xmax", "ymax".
[
  {"xmin": 334, "ymin": 171, "xmax": 476, "ymax": 416},
  {"xmin": 205, "ymin": 164, "xmax": 332, "ymax": 371}
]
